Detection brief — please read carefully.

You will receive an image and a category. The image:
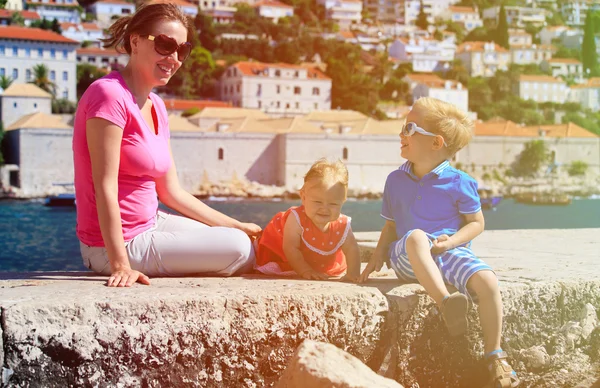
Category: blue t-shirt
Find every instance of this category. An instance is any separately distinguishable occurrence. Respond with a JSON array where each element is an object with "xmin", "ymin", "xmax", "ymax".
[{"xmin": 381, "ymin": 160, "xmax": 481, "ymax": 239}]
